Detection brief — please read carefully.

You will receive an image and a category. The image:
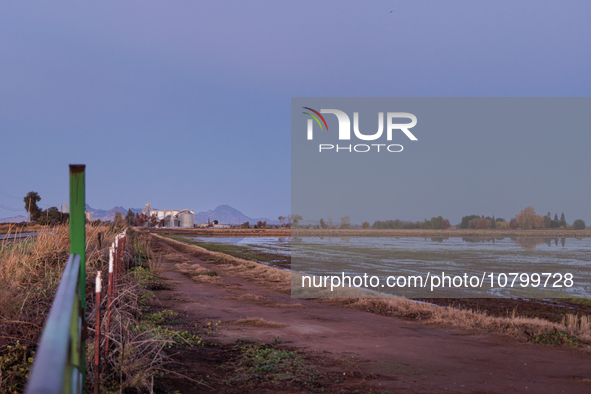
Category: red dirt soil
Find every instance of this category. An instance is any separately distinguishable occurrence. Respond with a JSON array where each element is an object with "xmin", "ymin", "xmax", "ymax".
[{"xmin": 150, "ymin": 237, "xmax": 591, "ymax": 393}]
